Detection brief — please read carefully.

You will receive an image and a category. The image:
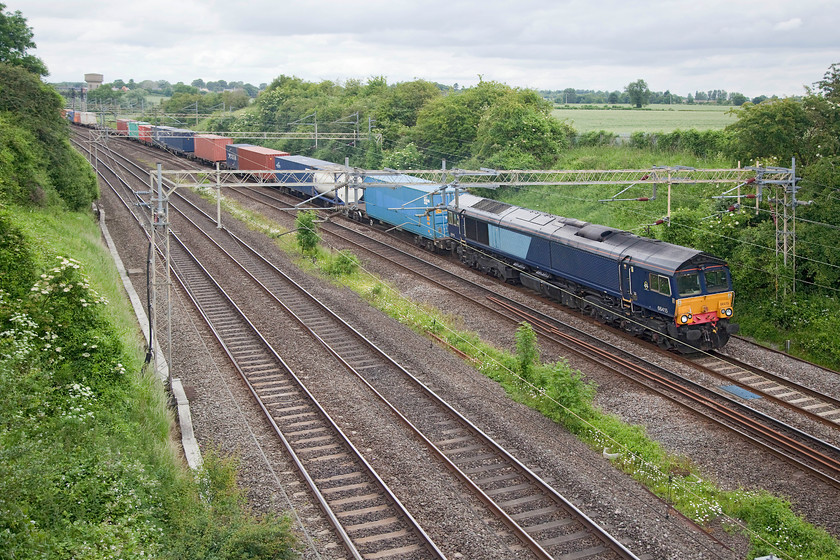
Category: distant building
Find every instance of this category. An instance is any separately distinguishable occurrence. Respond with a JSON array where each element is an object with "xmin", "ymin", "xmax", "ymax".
[{"xmin": 85, "ymin": 73, "xmax": 104, "ymax": 90}]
